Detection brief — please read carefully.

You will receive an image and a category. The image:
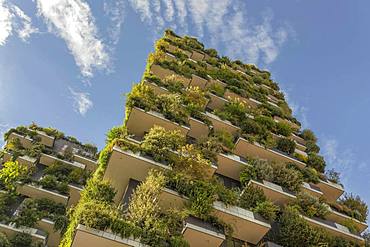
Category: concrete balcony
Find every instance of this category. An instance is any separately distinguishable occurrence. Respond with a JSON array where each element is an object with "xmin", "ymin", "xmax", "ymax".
[
  {"xmin": 158, "ymin": 187, "xmax": 270, "ymax": 245},
  {"xmin": 164, "ymin": 52, "xmax": 177, "ymax": 62},
  {"xmin": 267, "ymin": 95, "xmax": 280, "ymax": 104},
  {"xmin": 165, "ymin": 43, "xmax": 191, "ymax": 57},
  {"xmin": 182, "ymin": 216, "xmax": 225, "ymax": 247},
  {"xmin": 126, "ymin": 107, "xmax": 190, "ymax": 139},
  {"xmin": 212, "ymin": 201, "xmax": 271, "ymax": 245},
  {"xmin": 301, "ymin": 182, "xmax": 323, "ymax": 198},
  {"xmin": 7, "ymin": 132, "xmax": 33, "ymax": 149},
  {"xmin": 205, "ymin": 112, "xmax": 240, "ymax": 136},
  {"xmin": 189, "ymin": 74, "xmax": 209, "ymax": 89},
  {"xmin": 103, "ymin": 146, "xmax": 172, "ymax": 204},
  {"xmin": 143, "ymin": 80, "xmax": 170, "ymax": 95},
  {"xmin": 16, "ymin": 183, "xmax": 69, "ymax": 205},
  {"xmin": 316, "ymin": 179, "xmax": 344, "ymax": 203},
  {"xmin": 190, "ymin": 50, "xmax": 205, "ymax": 61},
  {"xmin": 294, "ymin": 148, "xmax": 308, "ymax": 158},
  {"xmin": 206, "ymin": 93, "xmax": 228, "ymax": 111},
  {"xmin": 290, "ymin": 133, "xmax": 306, "ymax": 146},
  {"xmin": 326, "ymin": 206, "xmax": 368, "ymax": 233},
  {"xmin": 273, "ymin": 116, "xmax": 300, "ymax": 132},
  {"xmin": 34, "ymin": 130, "xmax": 55, "ymax": 147},
  {"xmin": 39, "ymin": 153, "xmax": 85, "ymax": 170},
  {"xmin": 188, "ymin": 117, "xmax": 210, "ymax": 140},
  {"xmin": 224, "ymin": 90, "xmax": 262, "ymax": 109},
  {"xmin": 2, "ymin": 152, "xmax": 37, "ymax": 168},
  {"xmin": 73, "ymin": 154, "xmax": 97, "ymax": 172},
  {"xmin": 216, "ymin": 153, "xmax": 250, "ymax": 181},
  {"xmin": 303, "ymin": 216, "xmax": 365, "ymax": 244},
  {"xmin": 37, "ymin": 219, "xmax": 61, "ymax": 247},
  {"xmin": 247, "ymin": 180, "xmax": 296, "ymax": 206},
  {"xmin": 234, "ymin": 138, "xmax": 306, "ymax": 169},
  {"xmin": 72, "ymin": 224, "xmax": 148, "ymax": 247},
  {"xmin": 0, "ymin": 223, "xmax": 47, "ymax": 245},
  {"xmin": 150, "ymin": 64, "xmax": 190, "ymax": 87},
  {"xmin": 67, "ymin": 184, "xmax": 83, "ymax": 207},
  {"xmin": 267, "ymin": 101, "xmax": 279, "ymax": 109}
]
